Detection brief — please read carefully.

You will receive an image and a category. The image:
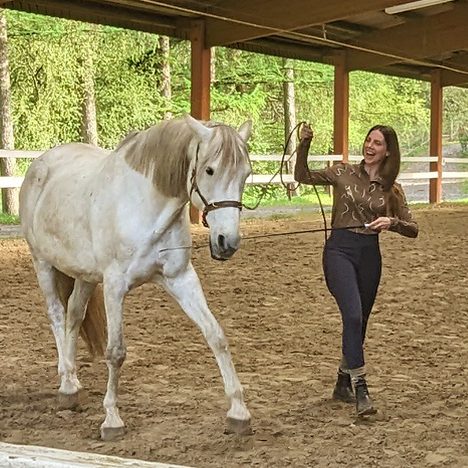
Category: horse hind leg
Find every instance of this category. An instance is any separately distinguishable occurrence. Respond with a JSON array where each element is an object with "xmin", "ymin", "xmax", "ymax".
[
  {"xmin": 160, "ymin": 264, "xmax": 252, "ymax": 435},
  {"xmin": 58, "ymin": 277, "xmax": 97, "ymax": 408},
  {"xmin": 32, "ymin": 260, "xmax": 69, "ymax": 401}
]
